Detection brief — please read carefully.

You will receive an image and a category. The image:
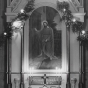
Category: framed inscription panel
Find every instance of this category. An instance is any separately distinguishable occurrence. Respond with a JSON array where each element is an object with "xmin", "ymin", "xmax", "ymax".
[
  {"xmin": 29, "ymin": 76, "xmax": 62, "ymax": 85},
  {"xmin": 29, "ymin": 6, "xmax": 62, "ymax": 69}
]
